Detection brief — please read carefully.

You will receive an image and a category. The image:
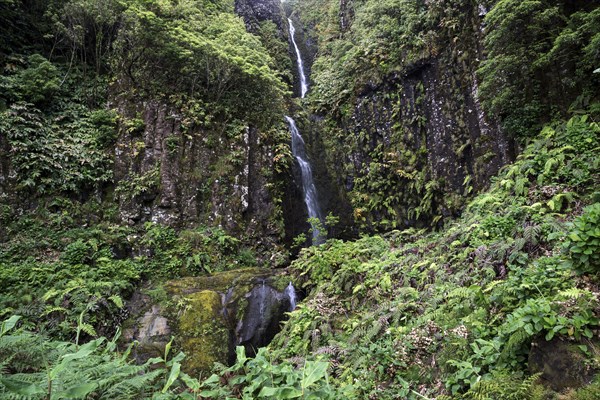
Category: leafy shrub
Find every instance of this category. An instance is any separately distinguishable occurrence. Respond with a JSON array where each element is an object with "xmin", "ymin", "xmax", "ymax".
[
  {"xmin": 199, "ymin": 346, "xmax": 345, "ymax": 399},
  {"xmin": 565, "ymin": 203, "xmax": 600, "ymax": 273},
  {"xmin": 0, "ymin": 54, "xmax": 60, "ymax": 105},
  {"xmin": 478, "ymin": 1, "xmax": 600, "ymax": 139},
  {"xmin": 0, "ymin": 101, "xmax": 113, "ymax": 195}
]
